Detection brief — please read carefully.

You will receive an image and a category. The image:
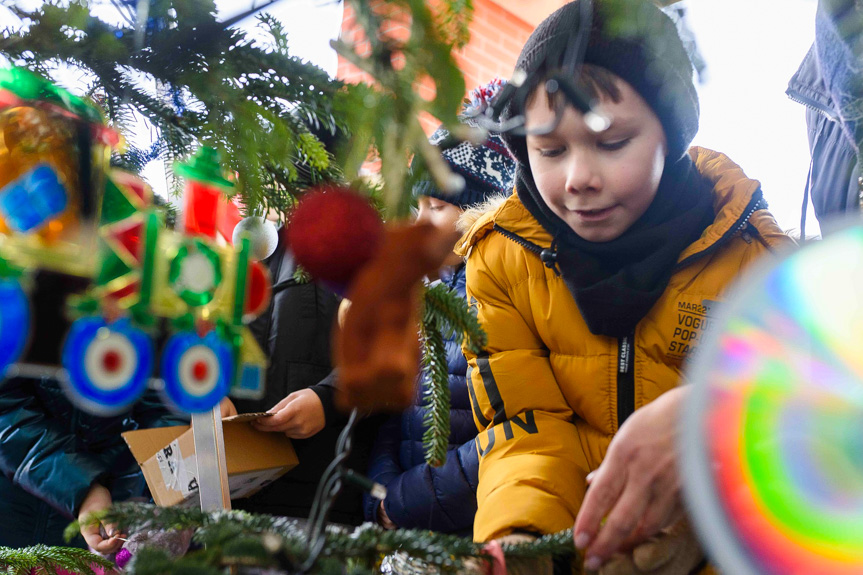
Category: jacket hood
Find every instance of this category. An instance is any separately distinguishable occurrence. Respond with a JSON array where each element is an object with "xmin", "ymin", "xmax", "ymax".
[{"xmin": 456, "ymin": 147, "xmax": 784, "ymax": 260}]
